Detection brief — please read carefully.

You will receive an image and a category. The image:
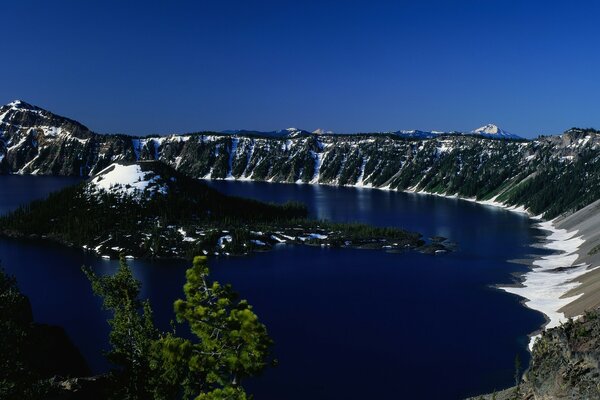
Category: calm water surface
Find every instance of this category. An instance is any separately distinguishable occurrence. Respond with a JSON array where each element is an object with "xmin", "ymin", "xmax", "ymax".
[{"xmin": 0, "ymin": 177, "xmax": 548, "ymax": 399}]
